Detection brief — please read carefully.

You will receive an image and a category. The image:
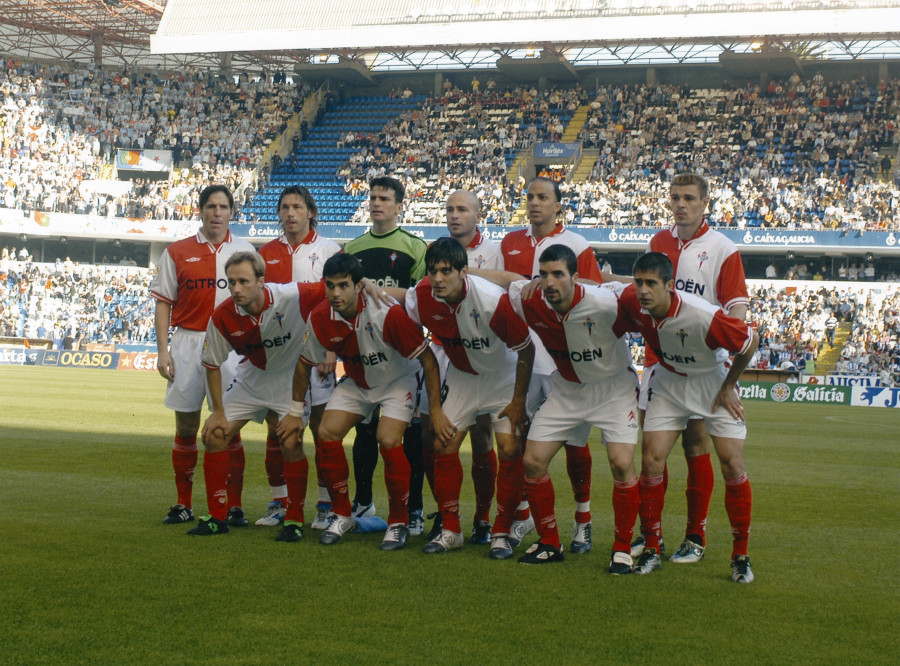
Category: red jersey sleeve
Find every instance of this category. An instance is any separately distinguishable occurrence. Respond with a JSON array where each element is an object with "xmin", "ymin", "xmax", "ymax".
[
  {"xmin": 576, "ymin": 247, "xmax": 604, "ymax": 283},
  {"xmin": 489, "ymin": 294, "xmax": 532, "ymax": 351},
  {"xmin": 297, "ymin": 281, "xmax": 326, "ymax": 320},
  {"xmin": 382, "ymin": 304, "xmax": 428, "ymax": 359},
  {"xmin": 716, "ymin": 252, "xmax": 750, "ymax": 312},
  {"xmin": 612, "ymin": 284, "xmax": 643, "ymax": 338},
  {"xmin": 705, "ymin": 310, "xmax": 753, "ymax": 355}
]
